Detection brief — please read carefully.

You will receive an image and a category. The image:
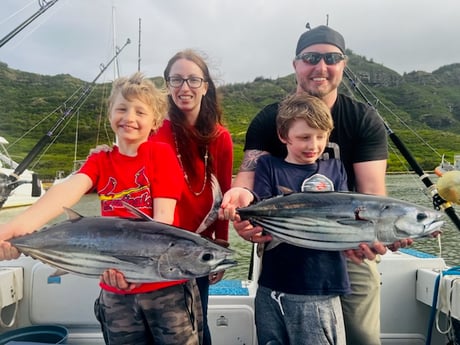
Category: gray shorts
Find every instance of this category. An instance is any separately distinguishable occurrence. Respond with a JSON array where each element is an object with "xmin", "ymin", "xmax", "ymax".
[{"xmin": 255, "ymin": 285, "xmax": 345, "ymax": 345}]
